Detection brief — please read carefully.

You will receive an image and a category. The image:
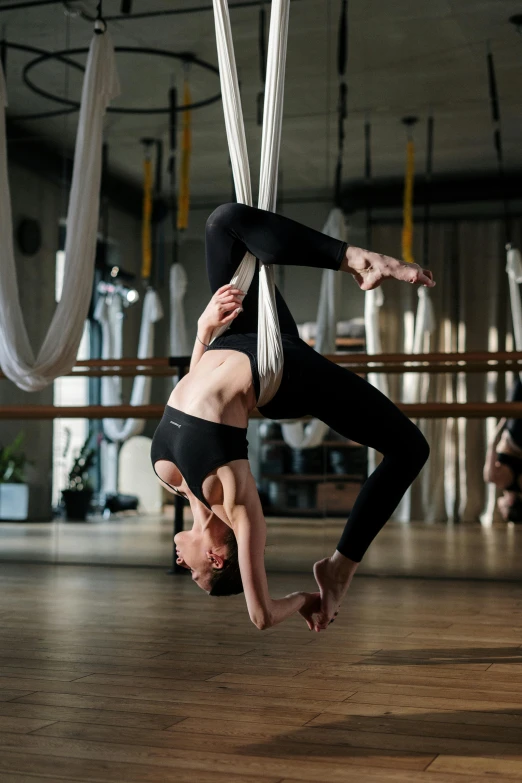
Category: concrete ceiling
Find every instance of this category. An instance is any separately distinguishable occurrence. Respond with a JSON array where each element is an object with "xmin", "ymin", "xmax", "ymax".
[{"xmin": 1, "ymin": 0, "xmax": 522, "ymax": 203}]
